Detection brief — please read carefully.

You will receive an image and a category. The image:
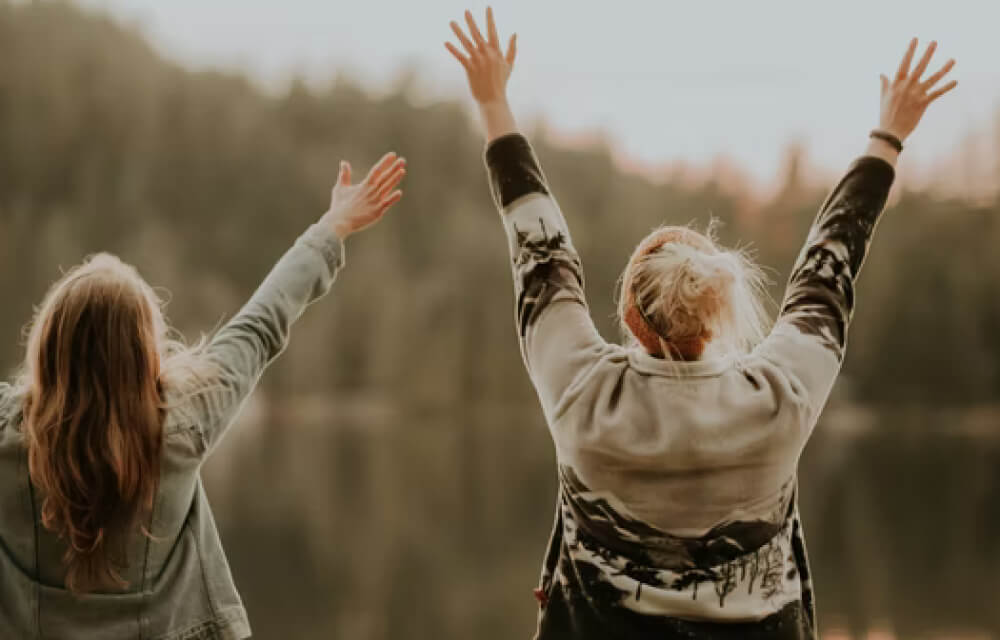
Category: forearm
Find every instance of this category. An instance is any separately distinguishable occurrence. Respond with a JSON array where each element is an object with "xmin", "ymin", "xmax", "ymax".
[
  {"xmin": 206, "ymin": 223, "xmax": 343, "ymax": 395},
  {"xmin": 484, "ymin": 133, "xmax": 605, "ymax": 399},
  {"xmin": 756, "ymin": 138, "xmax": 898, "ymax": 427},
  {"xmin": 190, "ymin": 223, "xmax": 344, "ymax": 454},
  {"xmin": 776, "ymin": 154, "xmax": 895, "ymax": 359},
  {"xmin": 484, "ymin": 133, "xmax": 584, "ymax": 339},
  {"xmin": 478, "ymin": 99, "xmax": 519, "ymax": 143}
]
